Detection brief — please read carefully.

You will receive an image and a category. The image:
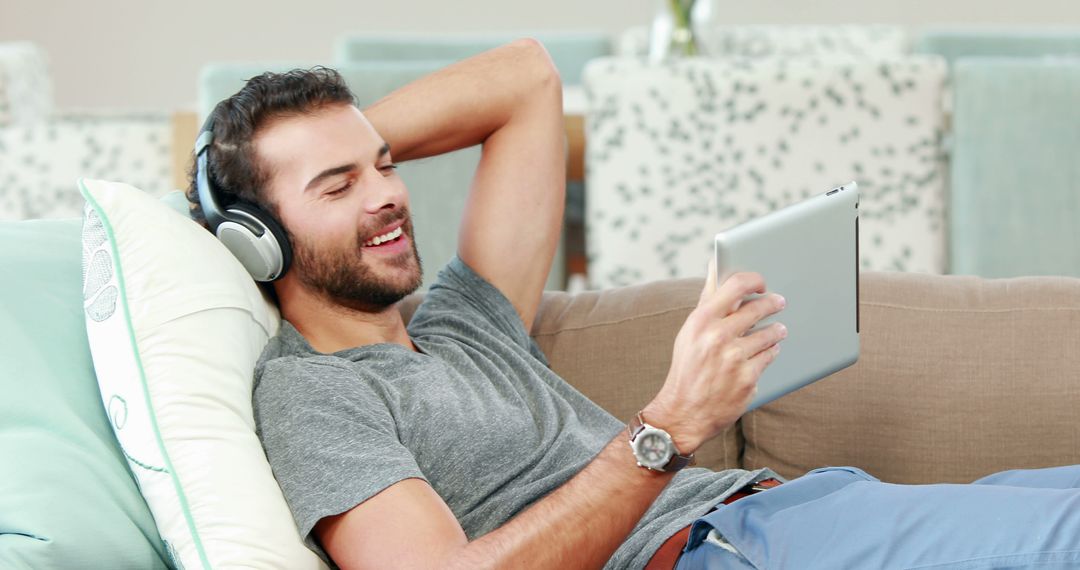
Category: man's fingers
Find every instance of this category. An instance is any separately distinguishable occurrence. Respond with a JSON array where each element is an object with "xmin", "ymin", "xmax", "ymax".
[
  {"xmin": 702, "ymin": 271, "xmax": 766, "ymax": 316},
  {"xmin": 739, "ymin": 322, "xmax": 787, "ymax": 358},
  {"xmin": 727, "ymin": 294, "xmax": 786, "ymax": 336},
  {"xmin": 748, "ymin": 341, "xmax": 783, "ymax": 375}
]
